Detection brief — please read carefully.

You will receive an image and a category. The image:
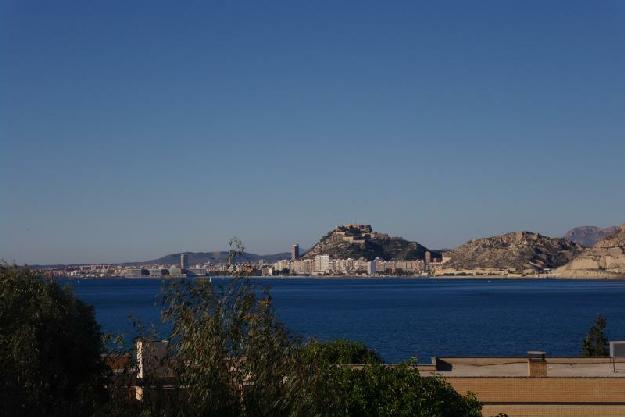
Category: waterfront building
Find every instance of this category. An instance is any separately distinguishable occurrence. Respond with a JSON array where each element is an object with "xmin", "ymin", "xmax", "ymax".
[
  {"xmin": 270, "ymin": 256, "xmax": 427, "ymax": 276},
  {"xmin": 374, "ymin": 259, "xmax": 385, "ymax": 273},
  {"xmin": 148, "ymin": 268, "xmax": 162, "ymax": 277},
  {"xmin": 168, "ymin": 266, "xmax": 185, "ymax": 278},
  {"xmin": 121, "ymin": 267, "xmax": 144, "ymax": 278},
  {"xmin": 180, "ymin": 253, "xmax": 189, "ymax": 270},
  {"xmin": 274, "ymin": 259, "xmax": 291, "ymax": 272},
  {"xmin": 367, "ymin": 260, "xmax": 376, "ymax": 275},
  {"xmin": 187, "ymin": 267, "xmax": 207, "ymax": 276},
  {"xmin": 291, "ymin": 259, "xmax": 314, "ymax": 275},
  {"xmin": 314, "ymin": 255, "xmax": 331, "ymax": 274},
  {"xmin": 291, "ymin": 244, "xmax": 300, "ymax": 260}
]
